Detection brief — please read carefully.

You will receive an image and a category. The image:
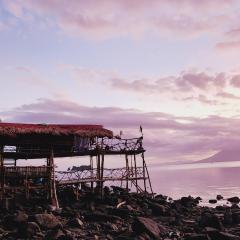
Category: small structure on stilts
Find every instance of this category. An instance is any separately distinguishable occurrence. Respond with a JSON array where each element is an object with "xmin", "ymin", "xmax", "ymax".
[{"xmin": 0, "ymin": 123, "xmax": 153, "ymax": 208}]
